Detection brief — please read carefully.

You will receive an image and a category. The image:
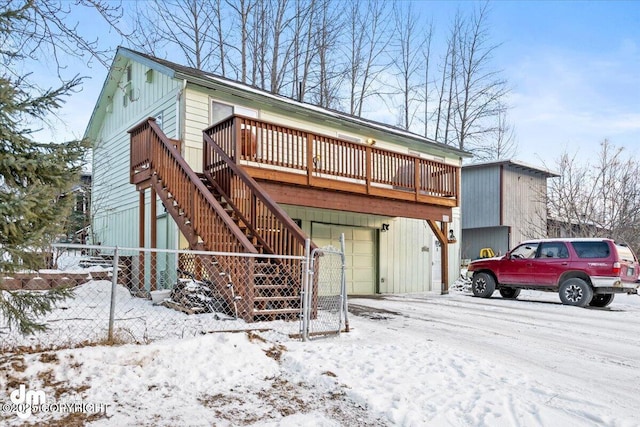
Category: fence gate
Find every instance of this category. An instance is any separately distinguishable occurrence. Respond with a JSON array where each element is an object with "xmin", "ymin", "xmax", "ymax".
[{"xmin": 301, "ymin": 234, "xmax": 348, "ymax": 340}]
